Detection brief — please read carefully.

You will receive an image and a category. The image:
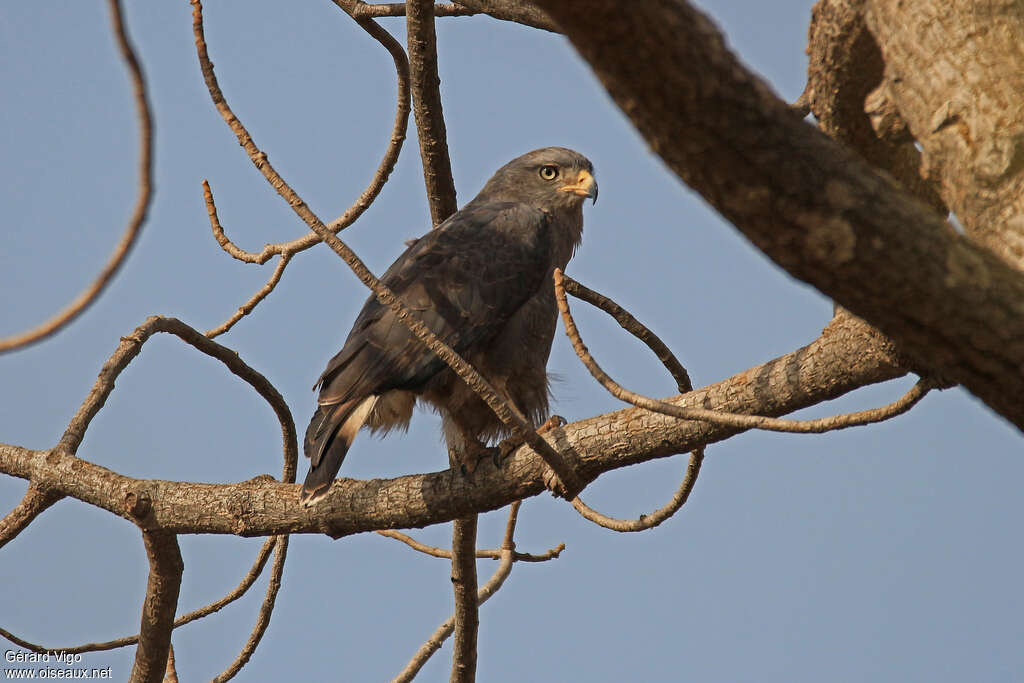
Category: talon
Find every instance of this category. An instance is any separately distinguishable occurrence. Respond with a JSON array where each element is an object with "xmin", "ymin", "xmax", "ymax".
[{"xmin": 537, "ymin": 414, "xmax": 567, "ymax": 434}]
